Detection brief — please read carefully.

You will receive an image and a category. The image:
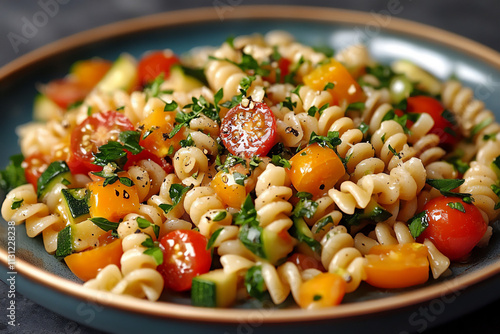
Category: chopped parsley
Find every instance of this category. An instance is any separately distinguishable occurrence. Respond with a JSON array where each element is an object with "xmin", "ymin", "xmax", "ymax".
[
  {"xmin": 292, "ymin": 192, "xmax": 318, "ymax": 219},
  {"xmin": 447, "ymin": 201, "xmax": 465, "ymax": 213},
  {"xmin": 309, "ymin": 131, "xmax": 342, "ymax": 150},
  {"xmin": 408, "ymin": 211, "xmax": 428, "ymax": 238},
  {"xmin": 10, "ymin": 198, "xmax": 24, "ymax": 210},
  {"xmin": 426, "ymin": 178, "xmax": 472, "ymax": 203},
  {"xmin": 346, "ymin": 102, "xmax": 365, "ymax": 112},
  {"xmin": 90, "ymin": 217, "xmax": 119, "ymax": 234},
  {"xmin": 470, "ymin": 118, "xmax": 493, "ymax": 139},
  {"xmin": 0, "ymin": 154, "xmax": 26, "ymax": 193},
  {"xmin": 141, "ymin": 235, "xmax": 163, "ymax": 265},
  {"xmin": 136, "ymin": 217, "xmax": 160, "ymax": 239},
  {"xmin": 158, "ymin": 184, "xmax": 193, "ymax": 214},
  {"xmin": 271, "ymin": 155, "xmax": 291, "ymax": 169},
  {"xmin": 323, "ymin": 82, "xmax": 335, "ymax": 90},
  {"xmin": 307, "ymin": 103, "xmax": 329, "ymax": 117},
  {"xmin": 244, "ymin": 265, "xmax": 268, "ymax": 300},
  {"xmin": 206, "ymin": 227, "xmax": 224, "ymax": 250}
]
